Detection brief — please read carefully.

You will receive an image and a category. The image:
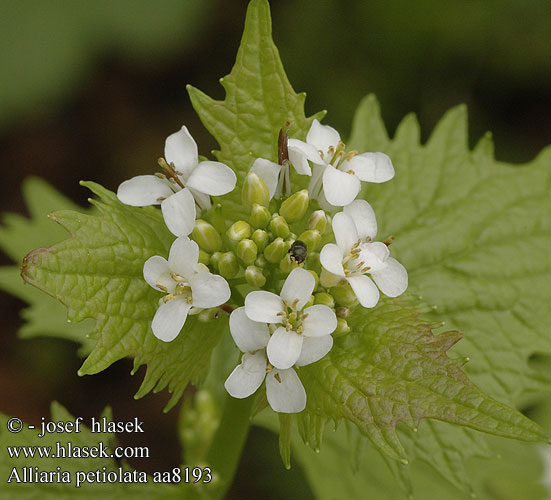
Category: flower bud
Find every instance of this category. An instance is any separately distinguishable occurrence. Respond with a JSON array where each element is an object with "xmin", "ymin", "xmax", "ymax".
[
  {"xmin": 298, "ymin": 229, "xmax": 321, "ymax": 252},
  {"xmin": 264, "ymin": 237, "xmax": 287, "ymax": 263},
  {"xmin": 210, "ymin": 203, "xmax": 226, "ymax": 233},
  {"xmin": 308, "ymin": 270, "xmax": 319, "ymax": 291},
  {"xmin": 279, "ymin": 254, "xmax": 299, "ymax": 273},
  {"xmin": 237, "ymin": 239, "xmax": 258, "ymax": 266},
  {"xmin": 304, "ymin": 295, "xmax": 315, "ymax": 308},
  {"xmin": 255, "ymin": 255, "xmax": 268, "ymax": 268},
  {"xmin": 242, "ymin": 172, "xmax": 269, "ymax": 208},
  {"xmin": 249, "ymin": 203, "xmax": 271, "ymax": 229},
  {"xmin": 334, "ymin": 317, "xmax": 351, "ymax": 336},
  {"xmin": 218, "ymin": 252, "xmax": 239, "ymax": 279},
  {"xmin": 308, "ymin": 210, "xmax": 327, "ymax": 233},
  {"xmin": 319, "ymin": 268, "xmax": 343, "ymax": 288},
  {"xmin": 192, "ymin": 219, "xmax": 223, "ymax": 253},
  {"xmin": 330, "ymin": 283, "xmax": 358, "ymax": 307},
  {"xmin": 245, "ymin": 265, "xmax": 266, "ymax": 287},
  {"xmin": 314, "ymin": 292, "xmax": 335, "ymax": 308},
  {"xmin": 198, "ymin": 308, "xmax": 219, "ymax": 322},
  {"xmin": 336, "ymin": 306, "xmax": 351, "ymax": 318},
  {"xmin": 279, "ymin": 189, "xmax": 309, "ymax": 223},
  {"xmin": 270, "ymin": 215, "xmax": 290, "ymax": 239},
  {"xmin": 308, "ymin": 251, "xmax": 321, "ymax": 269},
  {"xmin": 198, "ymin": 250, "xmax": 211, "ymax": 266},
  {"xmin": 251, "ymin": 229, "xmax": 269, "ymax": 252},
  {"xmin": 227, "ymin": 220, "xmax": 251, "ymax": 242}
]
